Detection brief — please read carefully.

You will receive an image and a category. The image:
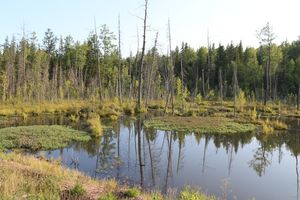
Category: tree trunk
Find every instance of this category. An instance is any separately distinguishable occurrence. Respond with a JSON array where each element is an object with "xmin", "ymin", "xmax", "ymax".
[
  {"xmin": 137, "ymin": 0, "xmax": 148, "ymax": 111},
  {"xmin": 118, "ymin": 15, "xmax": 123, "ymax": 103},
  {"xmin": 145, "ymin": 32, "xmax": 158, "ymax": 107}
]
